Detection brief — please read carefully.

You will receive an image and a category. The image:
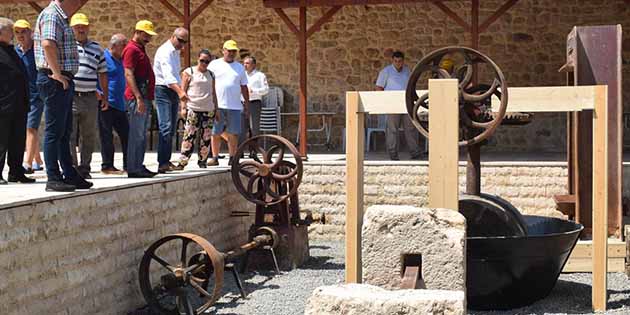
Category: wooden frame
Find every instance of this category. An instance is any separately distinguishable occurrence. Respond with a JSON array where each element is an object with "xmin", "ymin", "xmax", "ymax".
[{"xmin": 345, "ymin": 84, "xmax": 609, "ymax": 311}]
